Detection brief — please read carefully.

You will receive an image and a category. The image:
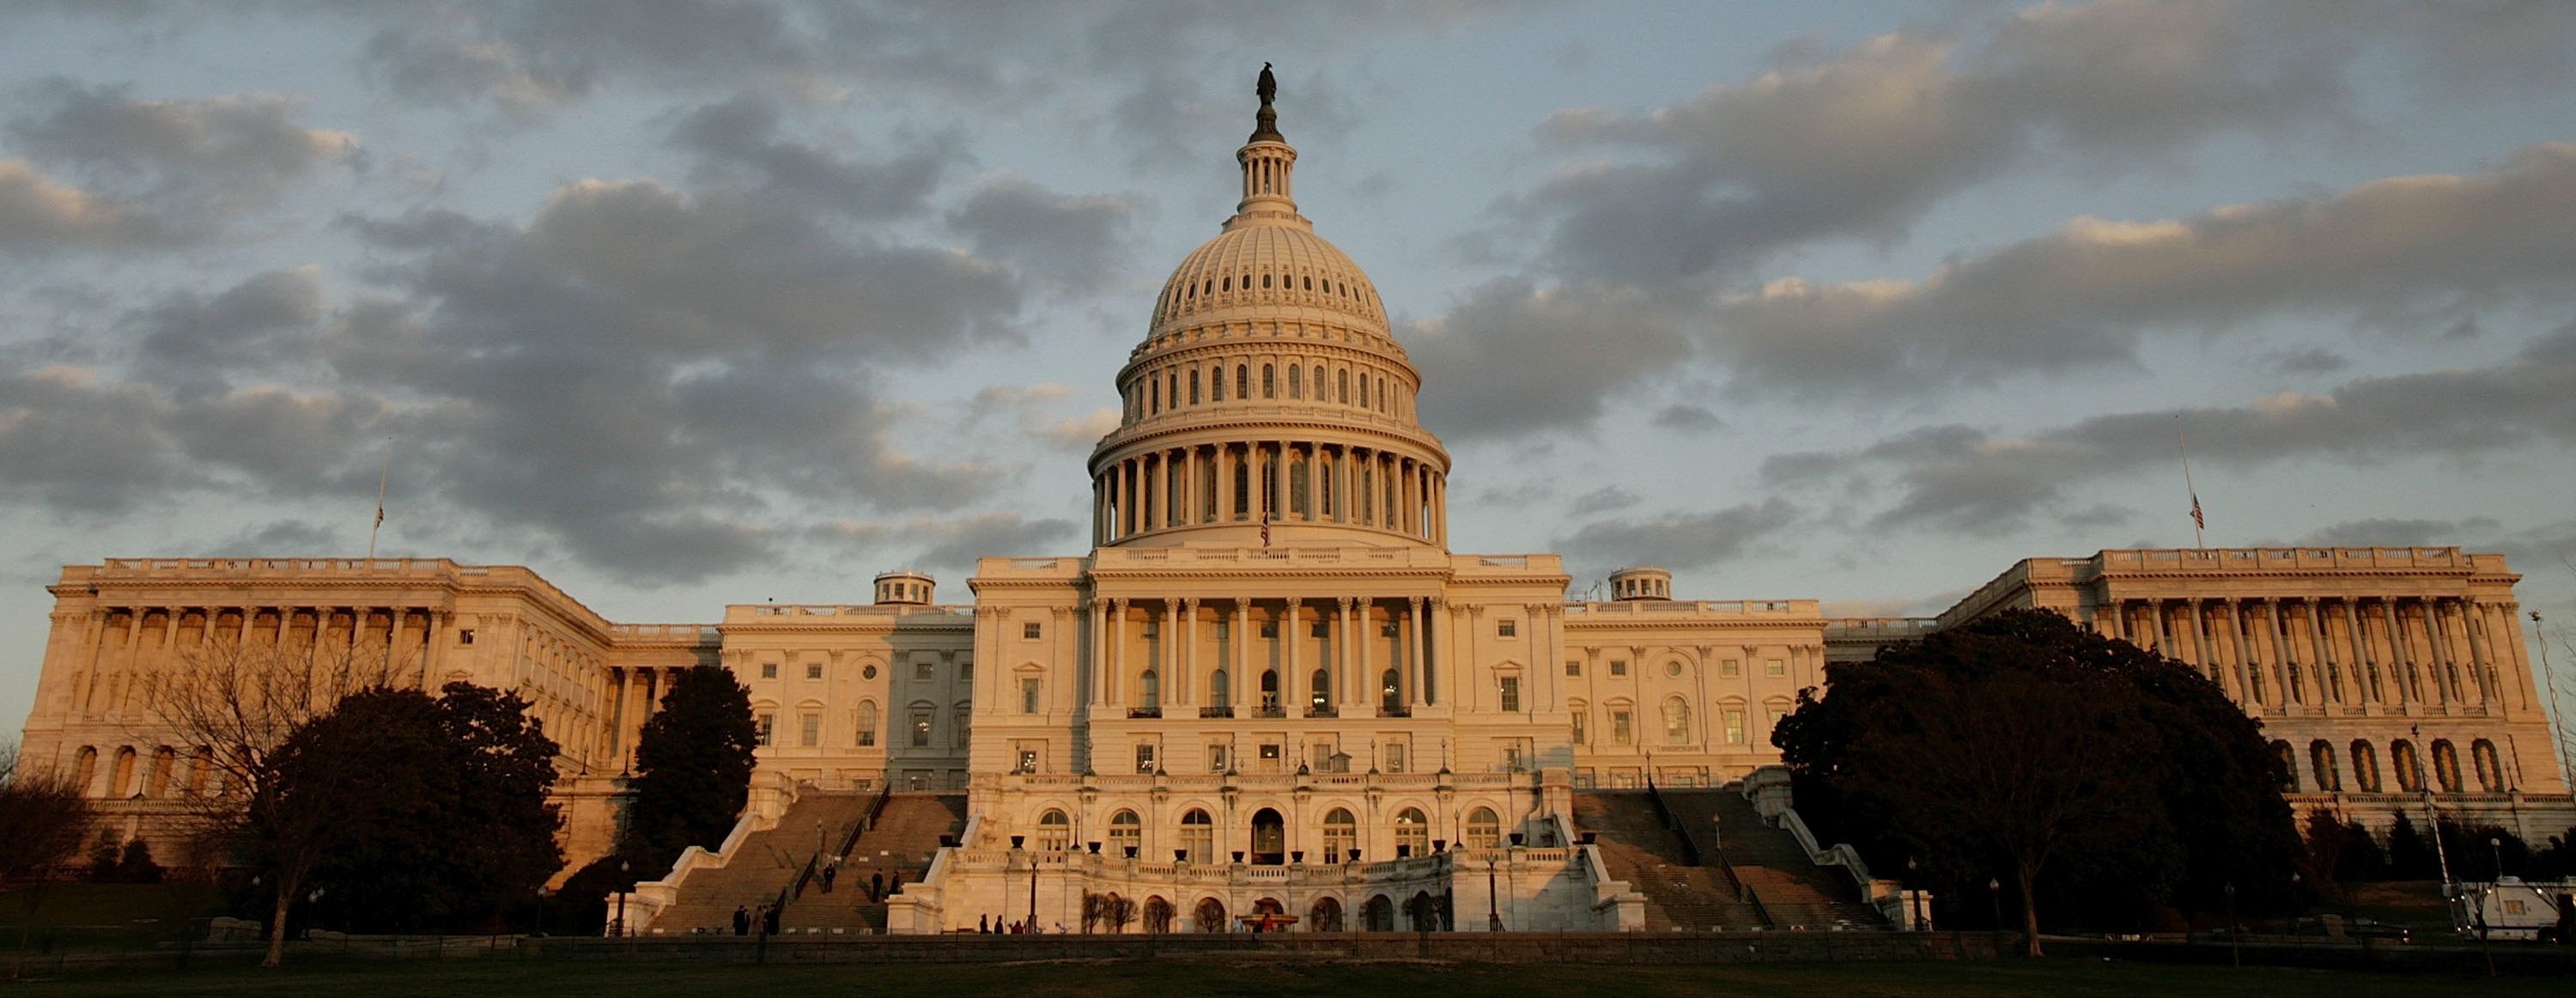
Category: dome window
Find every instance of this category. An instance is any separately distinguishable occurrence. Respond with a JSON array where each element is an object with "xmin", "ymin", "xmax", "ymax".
[
  {"xmin": 1262, "ymin": 273, "xmax": 1272, "ymax": 289},
  {"xmin": 1222, "ymin": 277, "xmax": 1231, "ymax": 292},
  {"xmin": 1303, "ymin": 276, "xmax": 1313, "ymax": 291}
]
